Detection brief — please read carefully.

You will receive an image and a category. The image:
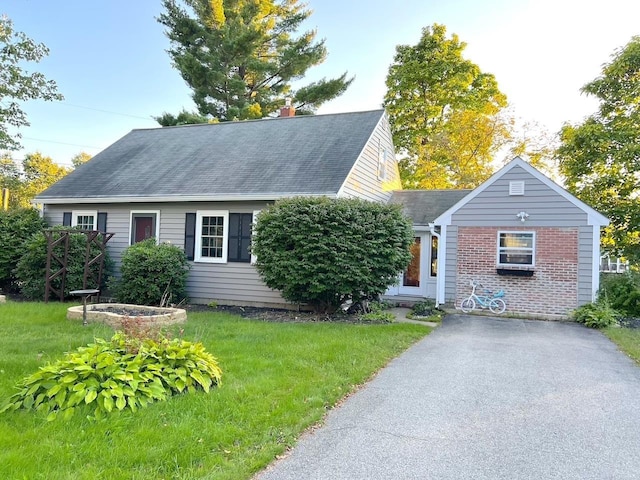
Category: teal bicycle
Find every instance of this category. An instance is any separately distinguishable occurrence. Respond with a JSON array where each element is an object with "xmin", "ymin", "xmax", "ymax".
[{"xmin": 460, "ymin": 280, "xmax": 506, "ymax": 314}]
